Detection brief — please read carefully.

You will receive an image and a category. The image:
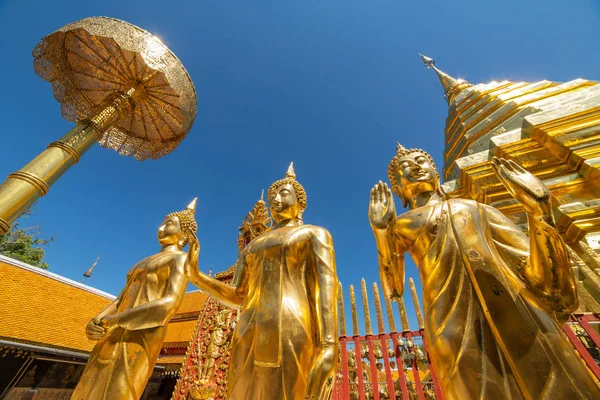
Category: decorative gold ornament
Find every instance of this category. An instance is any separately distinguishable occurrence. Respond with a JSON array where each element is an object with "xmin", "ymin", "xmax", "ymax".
[
  {"xmin": 237, "ymin": 190, "xmax": 271, "ymax": 250},
  {"xmin": 198, "ymin": 309, "xmax": 233, "ymax": 382},
  {"xmin": 0, "ymin": 17, "xmax": 197, "ymax": 234},
  {"xmin": 369, "ymin": 145, "xmax": 600, "ymax": 399},
  {"xmin": 186, "ymin": 164, "xmax": 338, "ymax": 399},
  {"xmin": 71, "ymin": 199, "xmax": 198, "ymax": 399}
]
